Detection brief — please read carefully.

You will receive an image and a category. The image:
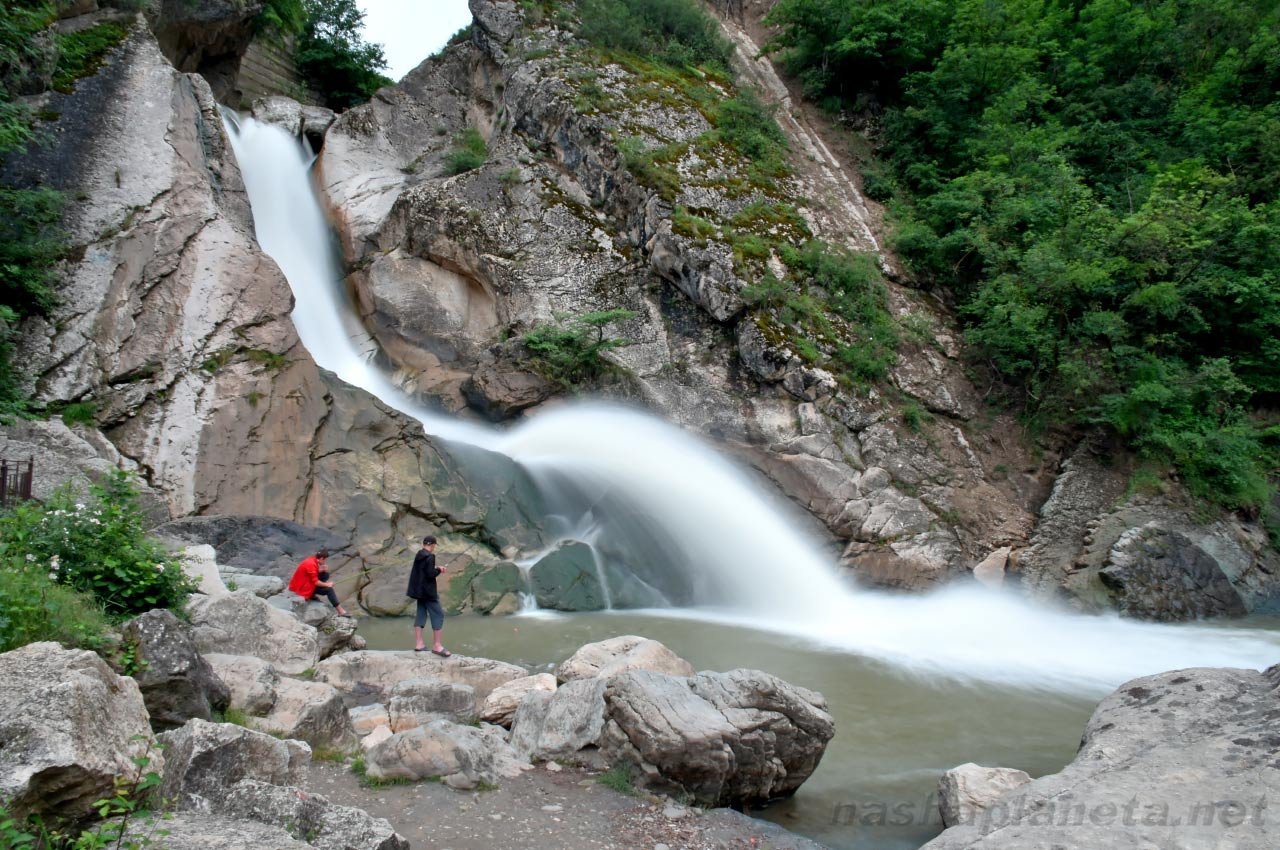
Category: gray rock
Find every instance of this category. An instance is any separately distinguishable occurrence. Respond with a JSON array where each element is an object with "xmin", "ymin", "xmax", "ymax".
[
  {"xmin": 227, "ymin": 573, "xmax": 285, "ymax": 598},
  {"xmin": 530, "ymin": 541, "xmax": 606, "ymax": 611},
  {"xmin": 204, "ymin": 653, "xmax": 281, "ymax": 715},
  {"xmin": 0, "ymin": 643, "xmax": 160, "ymax": 820},
  {"xmin": 156, "ymin": 516, "xmax": 351, "ymax": 583},
  {"xmin": 298, "ymin": 601, "xmax": 360, "ymax": 658},
  {"xmin": 250, "ymin": 678, "xmax": 357, "ymax": 752},
  {"xmin": 1099, "ymin": 525, "xmax": 1248, "ymax": 620},
  {"xmin": 222, "ymin": 779, "xmax": 409, "ymax": 850},
  {"xmin": 315, "ymin": 650, "xmax": 527, "ymax": 702},
  {"xmin": 937, "ymin": 763, "xmax": 1032, "ymax": 828},
  {"xmin": 365, "ymin": 718, "xmax": 529, "ymax": 789},
  {"xmin": 187, "ymin": 590, "xmax": 320, "ymax": 675},
  {"xmin": 556, "ymin": 635, "xmax": 694, "ymax": 683},
  {"xmin": 479, "ymin": 673, "xmax": 557, "ymax": 727},
  {"xmin": 251, "ymin": 95, "xmax": 303, "ymax": 136},
  {"xmin": 120, "ymin": 609, "xmax": 231, "ymax": 730},
  {"xmin": 388, "ymin": 679, "xmax": 478, "ymax": 730},
  {"xmin": 461, "ymin": 359, "xmax": 555, "ymax": 421},
  {"xmin": 922, "ymin": 666, "xmax": 1280, "ymax": 849},
  {"xmin": 157, "ymin": 718, "xmax": 309, "ymax": 810},
  {"xmin": 349, "ymin": 704, "xmax": 390, "ymax": 736},
  {"xmin": 118, "ymin": 812, "xmax": 312, "ymax": 850},
  {"xmin": 510, "ymin": 677, "xmax": 608, "ymax": 761}
]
